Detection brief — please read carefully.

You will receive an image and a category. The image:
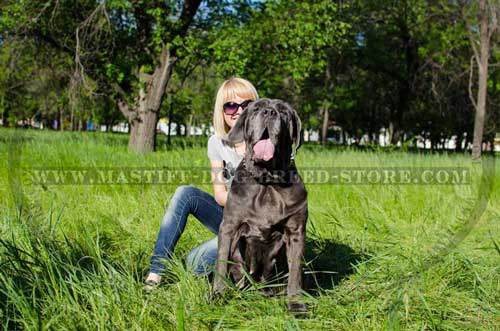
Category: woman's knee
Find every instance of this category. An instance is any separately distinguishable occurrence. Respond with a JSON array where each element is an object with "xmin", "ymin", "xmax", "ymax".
[
  {"xmin": 185, "ymin": 237, "xmax": 218, "ymax": 275},
  {"xmin": 160, "ymin": 185, "xmax": 199, "ymax": 227},
  {"xmin": 170, "ymin": 185, "xmax": 199, "ymax": 205}
]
